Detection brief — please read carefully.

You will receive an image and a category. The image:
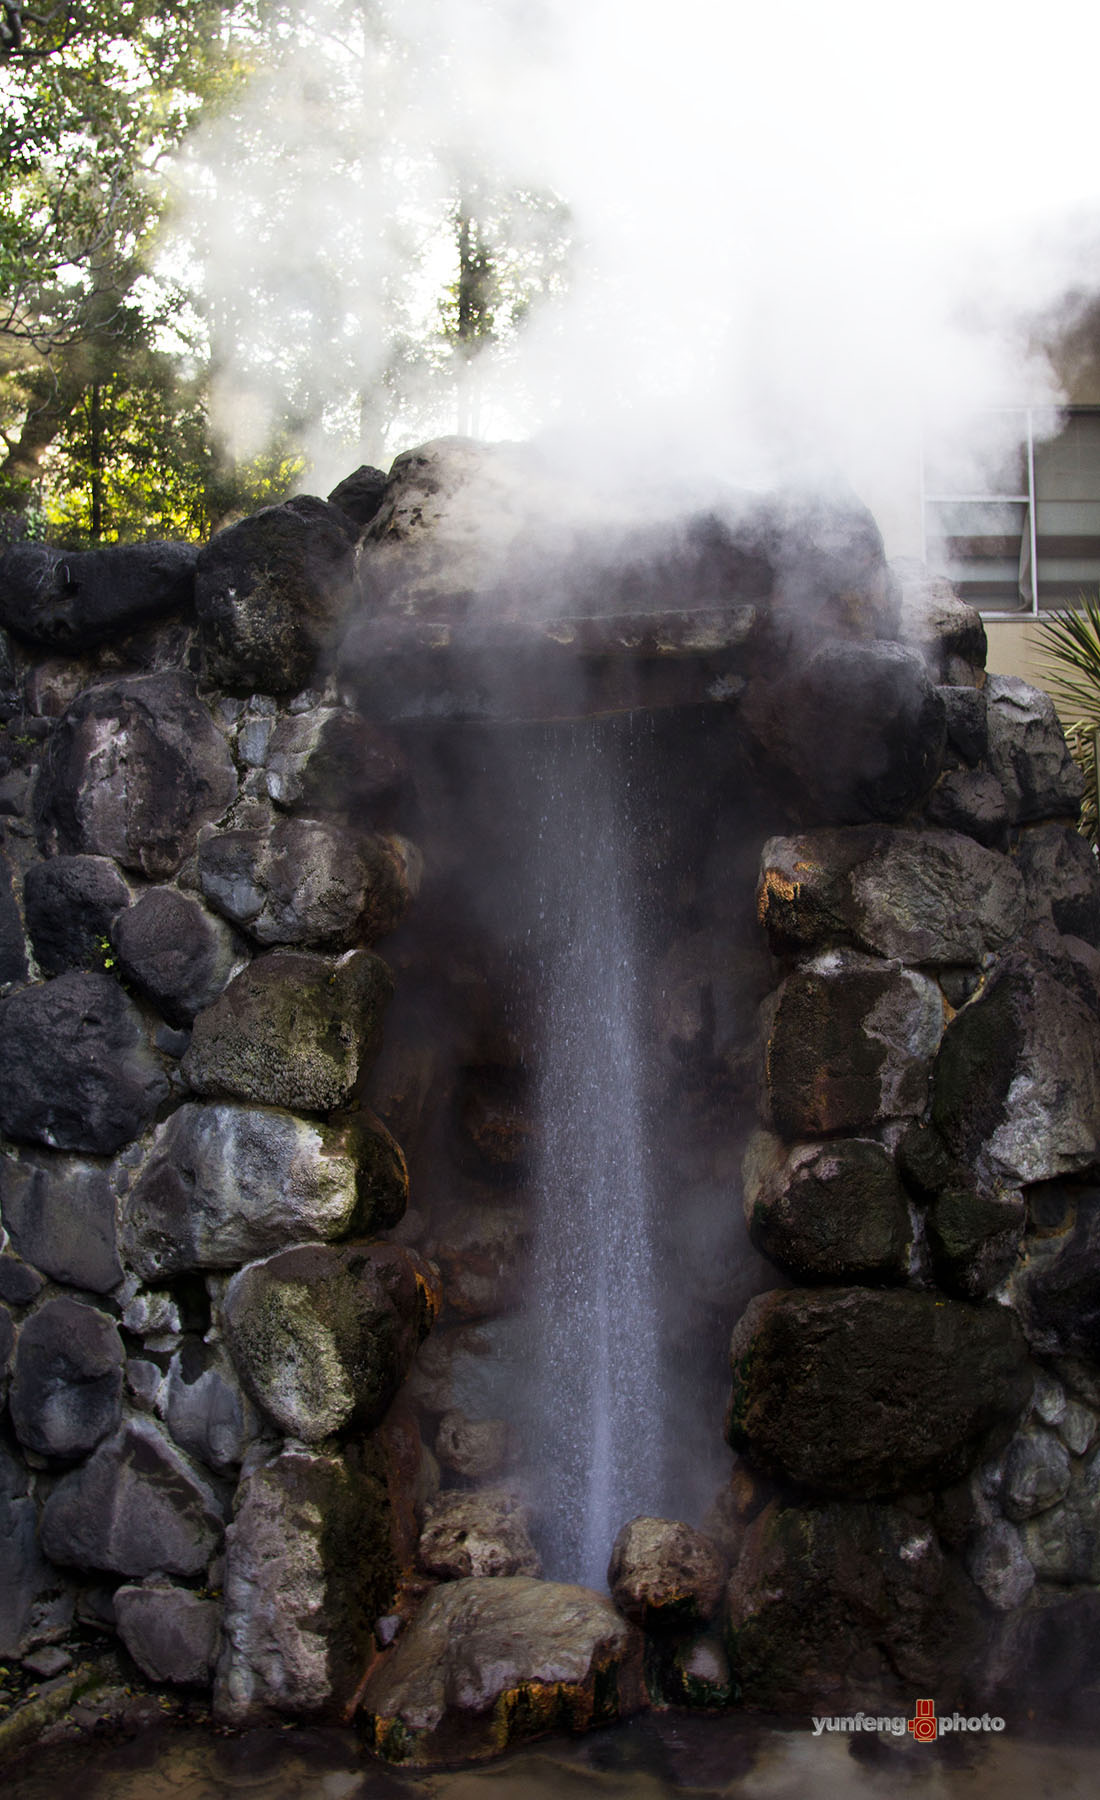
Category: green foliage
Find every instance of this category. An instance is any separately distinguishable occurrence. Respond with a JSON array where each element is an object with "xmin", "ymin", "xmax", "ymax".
[{"xmin": 1036, "ymin": 592, "xmax": 1100, "ymax": 845}]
